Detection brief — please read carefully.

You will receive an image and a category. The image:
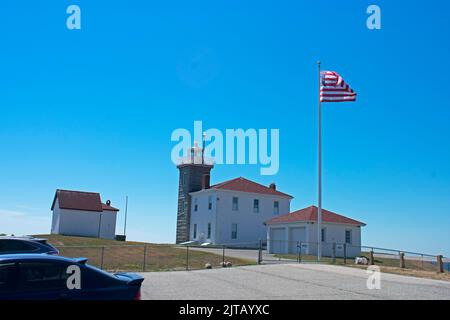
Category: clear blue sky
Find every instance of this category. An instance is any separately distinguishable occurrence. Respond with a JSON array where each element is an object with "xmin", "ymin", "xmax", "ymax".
[{"xmin": 1, "ymin": 0, "xmax": 449, "ymax": 255}]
